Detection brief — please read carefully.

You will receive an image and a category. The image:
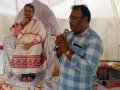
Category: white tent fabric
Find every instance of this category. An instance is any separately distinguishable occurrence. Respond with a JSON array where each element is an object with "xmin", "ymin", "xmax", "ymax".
[{"xmin": 0, "ymin": 0, "xmax": 120, "ymax": 61}]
